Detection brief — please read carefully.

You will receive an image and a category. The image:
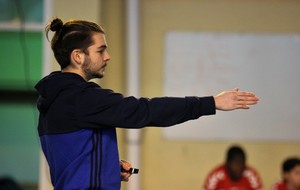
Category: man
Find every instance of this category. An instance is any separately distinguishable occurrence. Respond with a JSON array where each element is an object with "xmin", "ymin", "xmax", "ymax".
[
  {"xmin": 272, "ymin": 157, "xmax": 300, "ymax": 190},
  {"xmin": 203, "ymin": 145, "xmax": 263, "ymax": 190},
  {"xmin": 35, "ymin": 18, "xmax": 259, "ymax": 190}
]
